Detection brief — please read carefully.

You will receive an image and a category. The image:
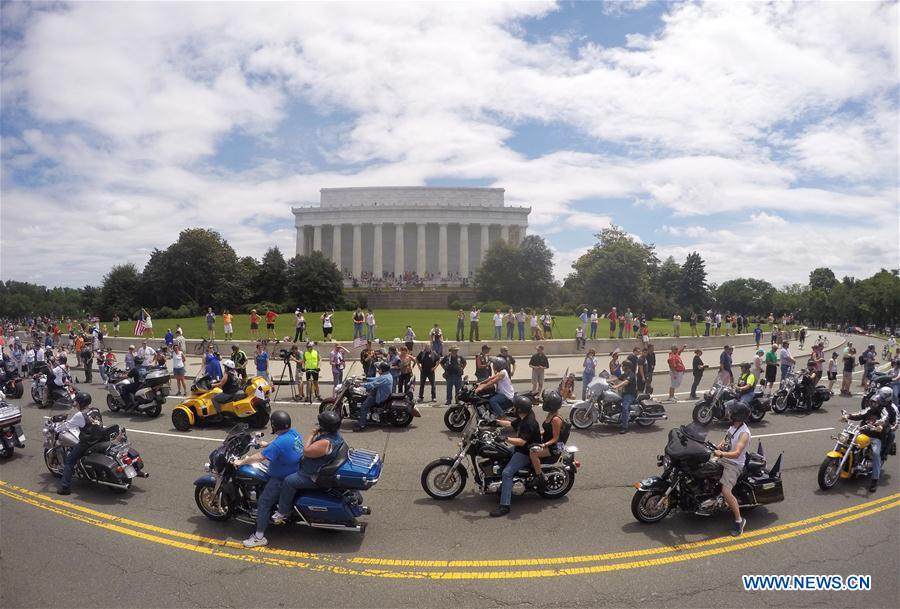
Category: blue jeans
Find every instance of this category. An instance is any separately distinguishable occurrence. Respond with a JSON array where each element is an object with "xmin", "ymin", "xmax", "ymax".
[
  {"xmin": 582, "ymin": 371, "xmax": 595, "ymax": 400},
  {"xmin": 892, "ymin": 381, "xmax": 900, "ymax": 404},
  {"xmin": 500, "ymin": 451, "xmax": 532, "ymax": 507},
  {"xmin": 506, "ymin": 324, "xmax": 514, "ymax": 340},
  {"xmin": 366, "ymin": 326, "xmax": 375, "ymax": 340},
  {"xmin": 494, "ymin": 326, "xmax": 502, "ymax": 339},
  {"xmin": 489, "ymin": 394, "xmax": 511, "ymax": 417},
  {"xmin": 780, "ymin": 364, "xmax": 791, "ymax": 381},
  {"xmin": 61, "ymin": 442, "xmax": 87, "ymax": 489},
  {"xmin": 705, "ymin": 323, "xmax": 710, "ymax": 336},
  {"xmin": 618, "ymin": 325, "xmax": 624, "ymax": 338},
  {"xmin": 445, "ymin": 373, "xmax": 462, "ymax": 404},
  {"xmin": 620, "ymin": 393, "xmax": 635, "ymax": 432},
  {"xmin": 358, "ymin": 393, "xmax": 377, "ymax": 428},
  {"xmin": 589, "ymin": 323, "xmax": 597, "ymax": 339},
  {"xmin": 870, "ymin": 438, "xmax": 882, "ymax": 481},
  {"xmin": 276, "ymin": 471, "xmax": 317, "ymax": 516},
  {"xmin": 255, "ymin": 477, "xmax": 283, "ymax": 534},
  {"xmin": 517, "ymin": 322, "xmax": 525, "ymax": 341},
  {"xmin": 740, "ymin": 391, "xmax": 754, "ymax": 404},
  {"xmin": 432, "ymin": 341, "xmax": 443, "ymax": 356},
  {"xmin": 353, "ymin": 325, "xmax": 364, "ymax": 339}
]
